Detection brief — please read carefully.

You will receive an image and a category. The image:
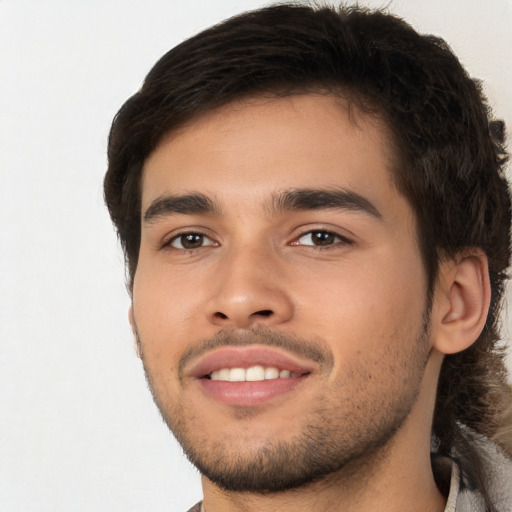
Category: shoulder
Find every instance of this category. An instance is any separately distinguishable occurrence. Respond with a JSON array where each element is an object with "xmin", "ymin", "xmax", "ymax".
[{"xmin": 455, "ymin": 432, "xmax": 512, "ymax": 511}]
